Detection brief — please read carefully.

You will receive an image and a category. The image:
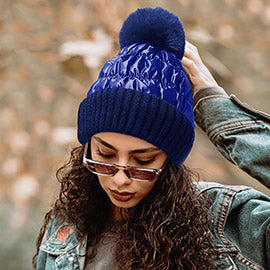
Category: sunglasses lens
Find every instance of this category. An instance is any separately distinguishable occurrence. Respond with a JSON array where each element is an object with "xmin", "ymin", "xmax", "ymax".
[
  {"xmin": 129, "ymin": 169, "xmax": 155, "ymax": 181},
  {"xmin": 91, "ymin": 163, "xmax": 117, "ymax": 175},
  {"xmin": 84, "ymin": 158, "xmax": 158, "ymax": 181}
]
